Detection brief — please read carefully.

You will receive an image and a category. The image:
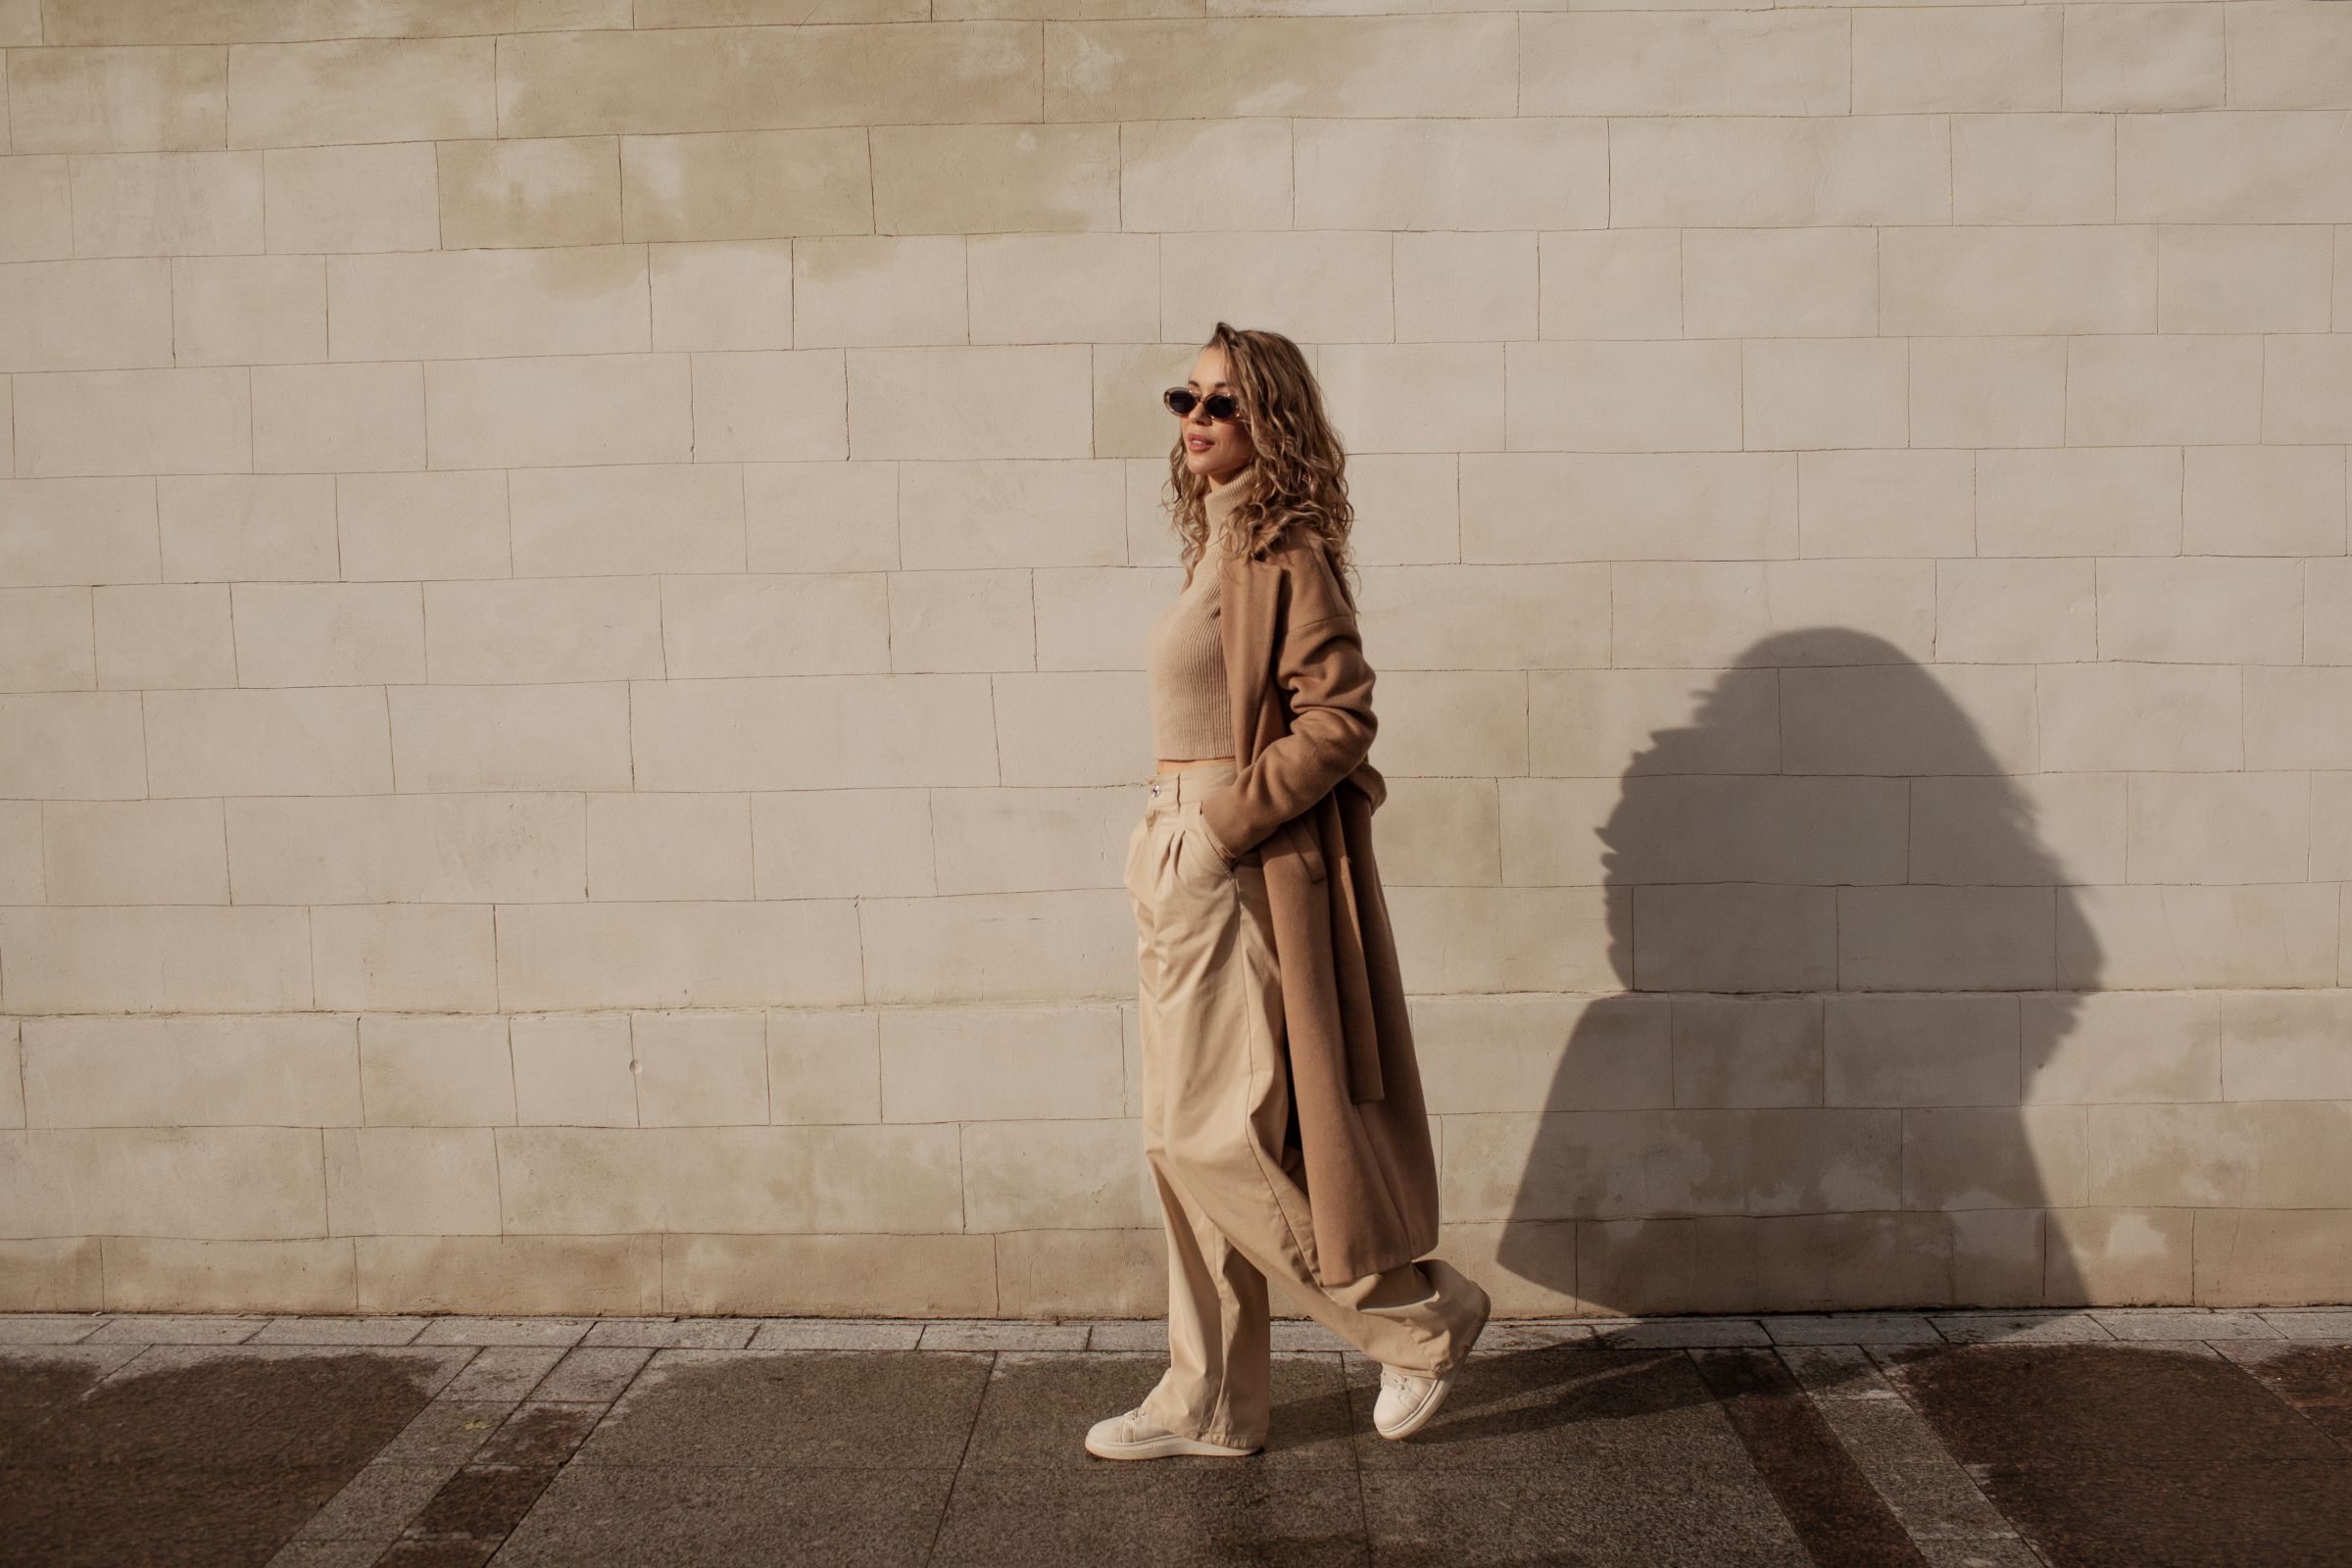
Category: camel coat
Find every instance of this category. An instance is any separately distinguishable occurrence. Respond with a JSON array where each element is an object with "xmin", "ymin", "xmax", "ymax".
[{"xmin": 1189, "ymin": 518, "xmax": 1442, "ymax": 1287}]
